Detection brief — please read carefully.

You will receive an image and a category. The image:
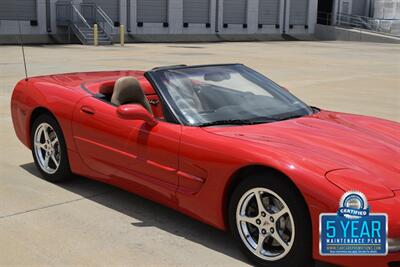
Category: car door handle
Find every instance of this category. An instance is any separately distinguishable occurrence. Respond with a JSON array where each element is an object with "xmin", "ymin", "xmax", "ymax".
[{"xmin": 80, "ymin": 106, "xmax": 96, "ymax": 115}]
